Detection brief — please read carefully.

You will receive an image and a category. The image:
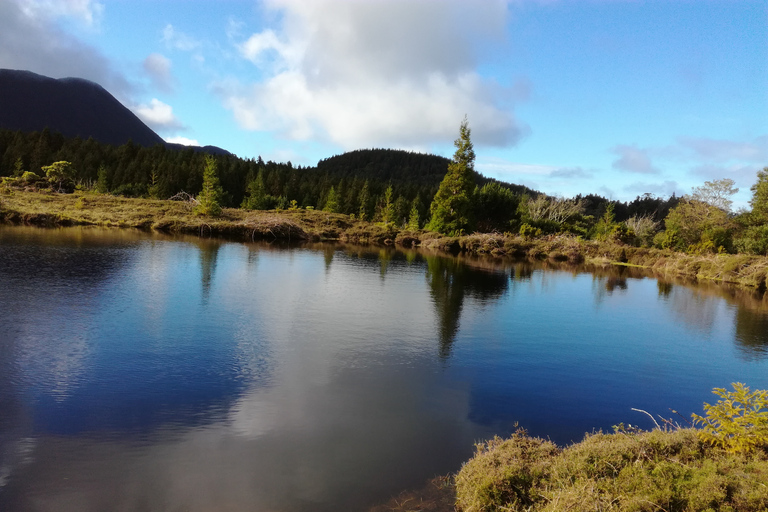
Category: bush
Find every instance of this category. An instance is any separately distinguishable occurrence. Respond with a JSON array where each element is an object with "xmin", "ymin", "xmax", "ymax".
[
  {"xmin": 692, "ymin": 383, "xmax": 768, "ymax": 454},
  {"xmin": 519, "ymin": 223, "xmax": 542, "ymax": 238},
  {"xmin": 734, "ymin": 225, "xmax": 768, "ymax": 256},
  {"xmin": 455, "ymin": 427, "xmax": 768, "ymax": 512}
]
